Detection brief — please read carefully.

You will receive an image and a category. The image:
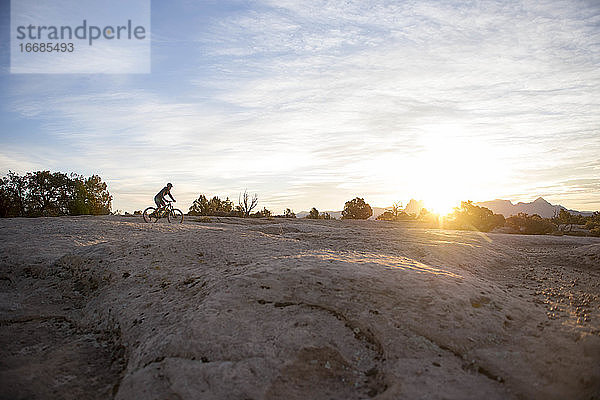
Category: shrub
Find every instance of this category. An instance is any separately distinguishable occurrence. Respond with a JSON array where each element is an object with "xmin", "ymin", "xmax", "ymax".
[
  {"xmin": 445, "ymin": 201, "xmax": 505, "ymax": 232},
  {"xmin": 305, "ymin": 207, "xmax": 333, "ymax": 220},
  {"xmin": 376, "ymin": 202, "xmax": 415, "ymax": 221},
  {"xmin": 552, "ymin": 209, "xmax": 586, "ymax": 232},
  {"xmin": 306, "ymin": 207, "xmax": 320, "ymax": 219},
  {"xmin": 584, "ymin": 212, "xmax": 600, "ymax": 232},
  {"xmin": 251, "ymin": 207, "xmax": 272, "ymax": 218},
  {"xmin": 505, "ymin": 213, "xmax": 556, "ymax": 235},
  {"xmin": 188, "ymin": 195, "xmax": 234, "ymax": 216}
]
